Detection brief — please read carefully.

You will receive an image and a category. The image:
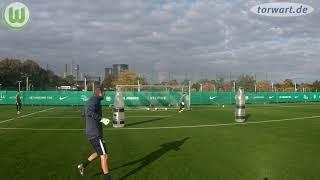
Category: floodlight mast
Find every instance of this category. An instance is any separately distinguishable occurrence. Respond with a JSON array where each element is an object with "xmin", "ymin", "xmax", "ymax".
[
  {"xmin": 17, "ymin": 81, "xmax": 22, "ymax": 92},
  {"xmin": 84, "ymin": 77, "xmax": 87, "ymax": 91},
  {"xmin": 26, "ymin": 76, "xmax": 29, "ymax": 91}
]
